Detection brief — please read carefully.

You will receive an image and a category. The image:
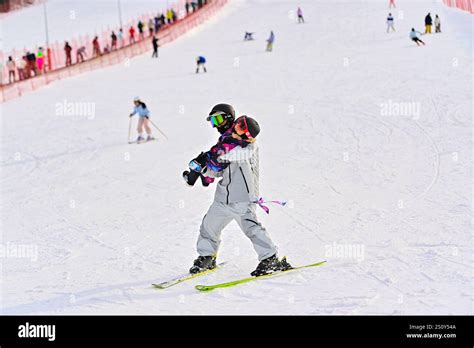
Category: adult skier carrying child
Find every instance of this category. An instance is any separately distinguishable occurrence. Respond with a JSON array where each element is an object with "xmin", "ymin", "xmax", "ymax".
[{"xmin": 188, "ymin": 104, "xmax": 292, "ymax": 276}]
